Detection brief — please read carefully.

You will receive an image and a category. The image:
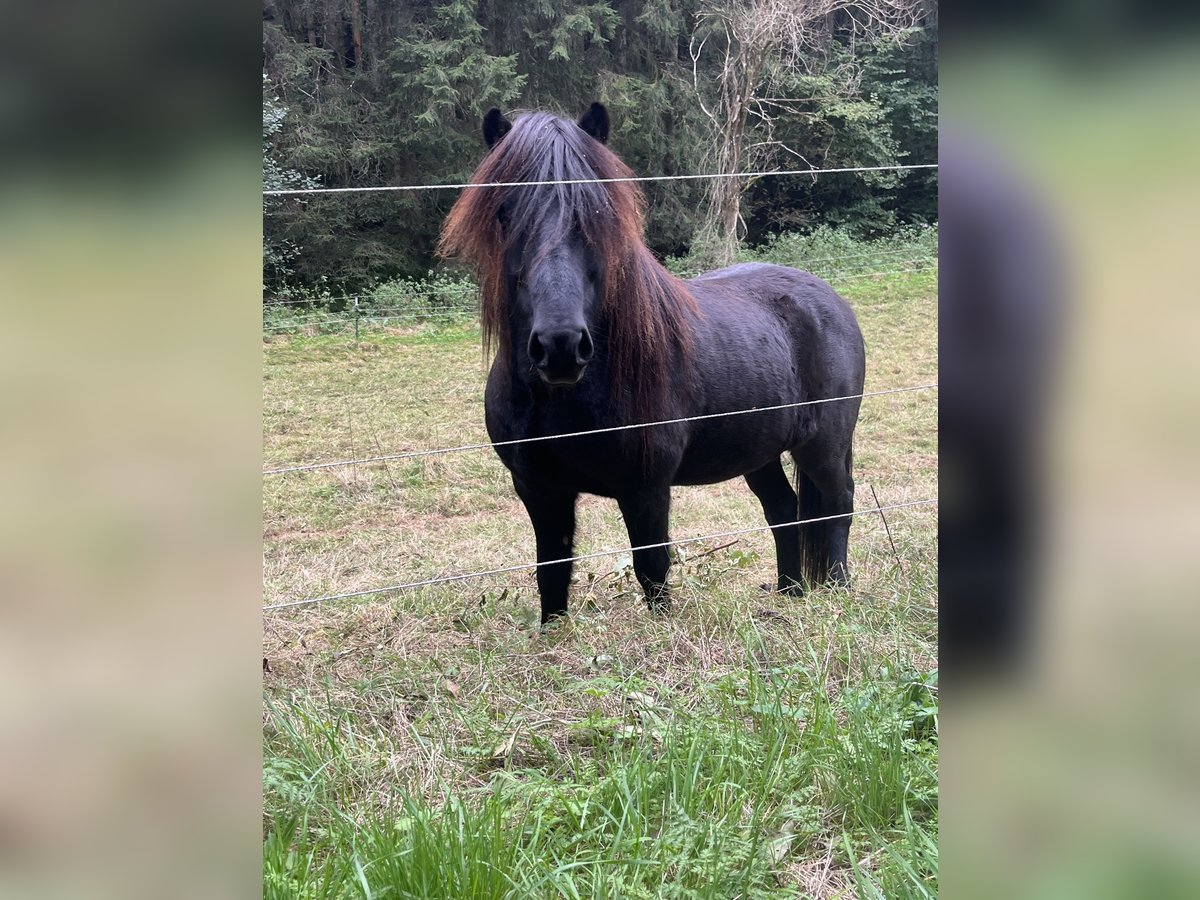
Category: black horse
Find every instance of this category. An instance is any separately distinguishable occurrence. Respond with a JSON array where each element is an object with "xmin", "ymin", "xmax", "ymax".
[{"xmin": 440, "ymin": 104, "xmax": 866, "ymax": 624}]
